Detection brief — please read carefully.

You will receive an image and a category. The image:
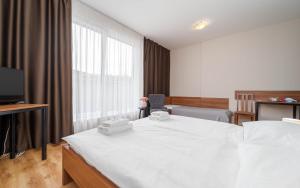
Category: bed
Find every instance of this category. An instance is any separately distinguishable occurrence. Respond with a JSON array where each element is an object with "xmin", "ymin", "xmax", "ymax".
[
  {"xmin": 165, "ymin": 96, "xmax": 232, "ymax": 123},
  {"xmin": 62, "ymin": 116, "xmax": 300, "ymax": 188},
  {"xmin": 169, "ymin": 105, "xmax": 232, "ymax": 122}
]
